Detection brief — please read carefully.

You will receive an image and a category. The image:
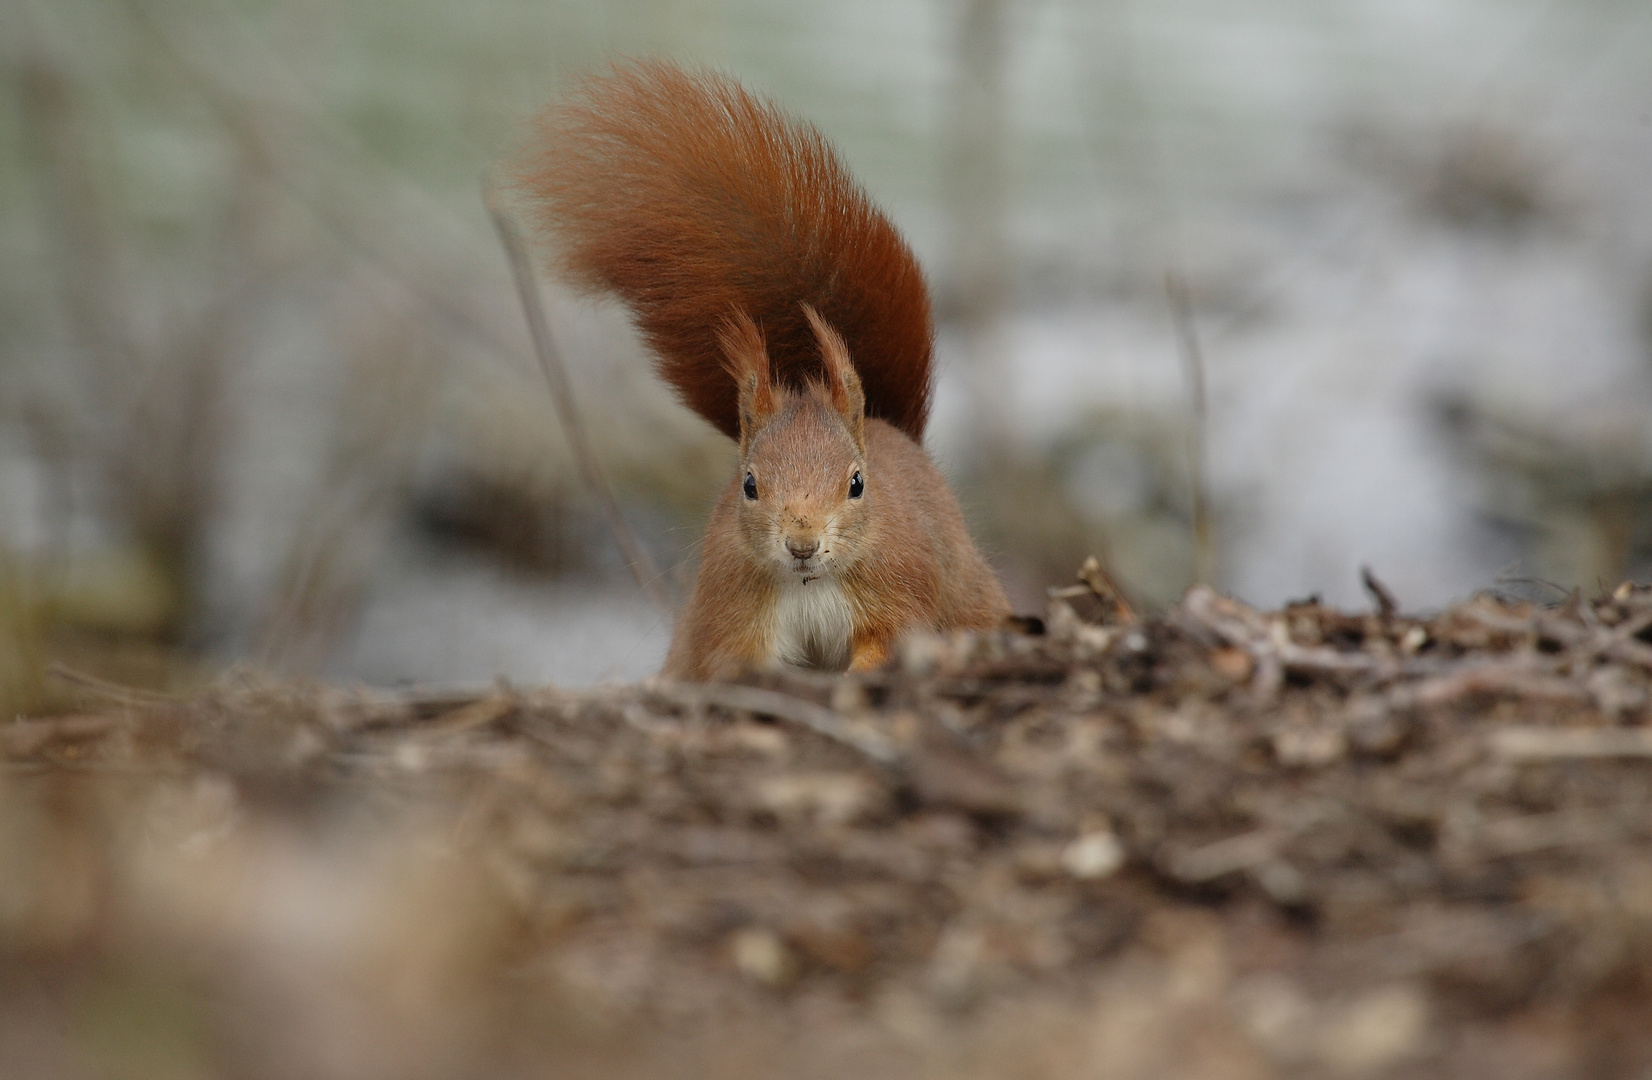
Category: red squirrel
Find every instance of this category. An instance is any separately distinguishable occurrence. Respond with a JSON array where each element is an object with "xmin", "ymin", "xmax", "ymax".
[{"xmin": 513, "ymin": 61, "xmax": 1010, "ymax": 680}]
